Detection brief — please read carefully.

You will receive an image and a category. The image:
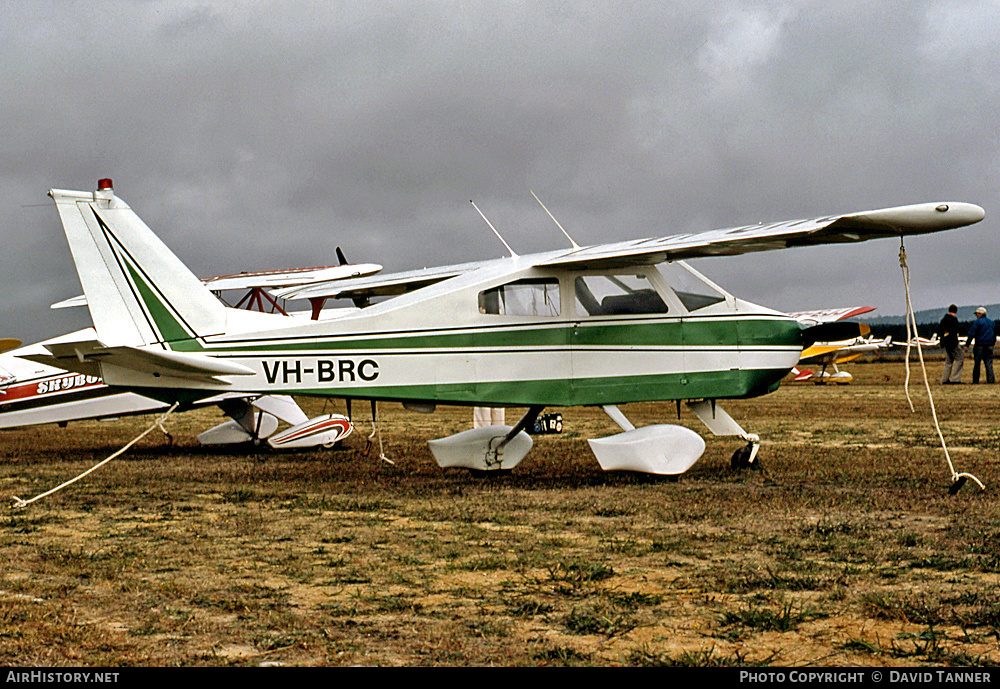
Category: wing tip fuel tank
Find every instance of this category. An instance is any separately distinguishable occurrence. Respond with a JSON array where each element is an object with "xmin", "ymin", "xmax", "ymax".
[{"xmin": 847, "ymin": 202, "xmax": 986, "ymax": 232}]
